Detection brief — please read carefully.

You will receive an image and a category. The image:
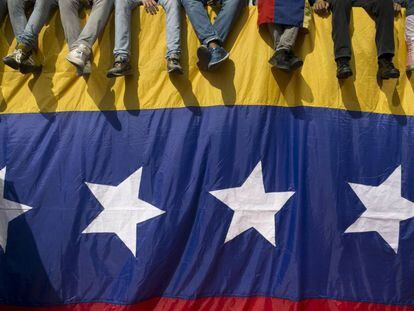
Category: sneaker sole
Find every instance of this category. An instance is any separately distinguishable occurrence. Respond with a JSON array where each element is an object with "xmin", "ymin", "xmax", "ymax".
[
  {"xmin": 106, "ymin": 70, "xmax": 133, "ymax": 79},
  {"xmin": 168, "ymin": 67, "xmax": 184, "ymax": 75},
  {"xmin": 274, "ymin": 64, "xmax": 291, "ymax": 72},
  {"xmin": 378, "ymin": 74, "xmax": 400, "ymax": 80},
  {"xmin": 208, "ymin": 52, "xmax": 230, "ymax": 71}
]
